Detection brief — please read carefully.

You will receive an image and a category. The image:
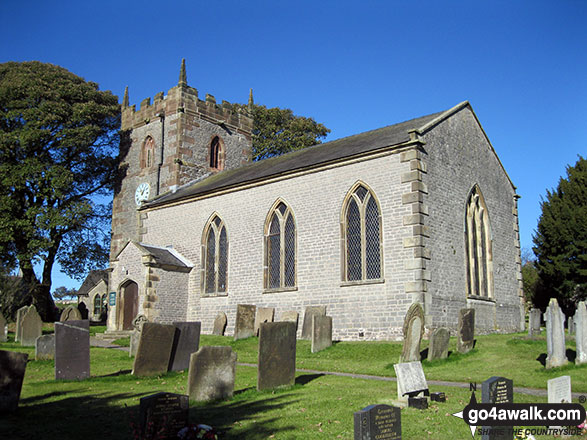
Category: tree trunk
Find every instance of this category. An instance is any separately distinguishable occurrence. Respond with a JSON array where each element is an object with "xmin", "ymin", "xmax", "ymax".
[{"xmin": 31, "ymin": 283, "xmax": 57, "ymax": 322}]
